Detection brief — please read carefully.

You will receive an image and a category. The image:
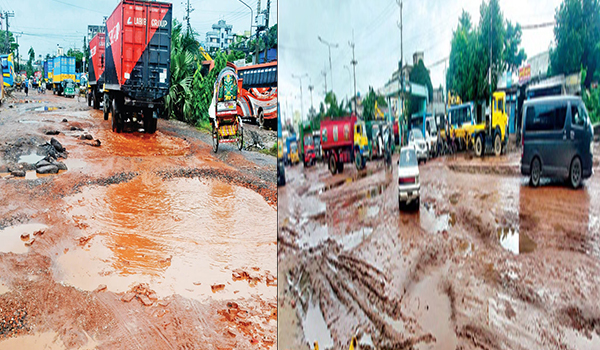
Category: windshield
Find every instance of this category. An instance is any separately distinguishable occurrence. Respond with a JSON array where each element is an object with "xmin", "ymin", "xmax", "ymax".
[
  {"xmin": 399, "ymin": 149, "xmax": 418, "ymax": 167},
  {"xmin": 304, "ymin": 135, "xmax": 313, "ymax": 146},
  {"xmin": 314, "ymin": 136, "xmax": 321, "ymax": 147},
  {"xmin": 291, "ymin": 143, "xmax": 297, "ymax": 153},
  {"xmin": 410, "ymin": 128, "xmax": 424, "ymax": 141}
]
